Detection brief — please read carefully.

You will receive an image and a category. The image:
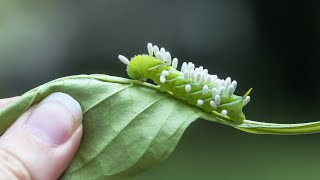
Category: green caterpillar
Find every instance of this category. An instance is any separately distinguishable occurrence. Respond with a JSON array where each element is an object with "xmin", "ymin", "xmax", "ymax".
[{"xmin": 118, "ymin": 43, "xmax": 251, "ymax": 124}]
